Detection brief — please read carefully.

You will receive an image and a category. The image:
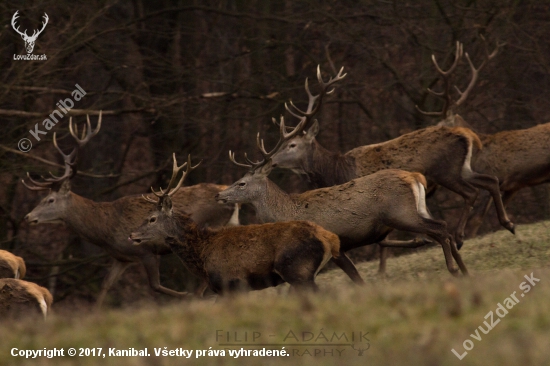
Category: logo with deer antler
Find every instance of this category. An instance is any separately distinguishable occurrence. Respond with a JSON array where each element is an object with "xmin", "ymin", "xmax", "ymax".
[
  {"xmin": 11, "ymin": 10, "xmax": 48, "ymax": 54},
  {"xmin": 351, "ymin": 343, "xmax": 370, "ymax": 356}
]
